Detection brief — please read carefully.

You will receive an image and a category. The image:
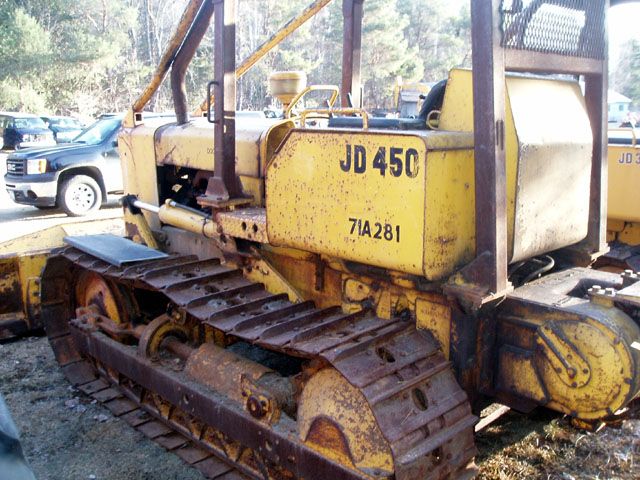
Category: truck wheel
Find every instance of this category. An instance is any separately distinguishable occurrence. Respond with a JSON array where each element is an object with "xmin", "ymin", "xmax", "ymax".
[{"xmin": 59, "ymin": 175, "xmax": 102, "ymax": 217}]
